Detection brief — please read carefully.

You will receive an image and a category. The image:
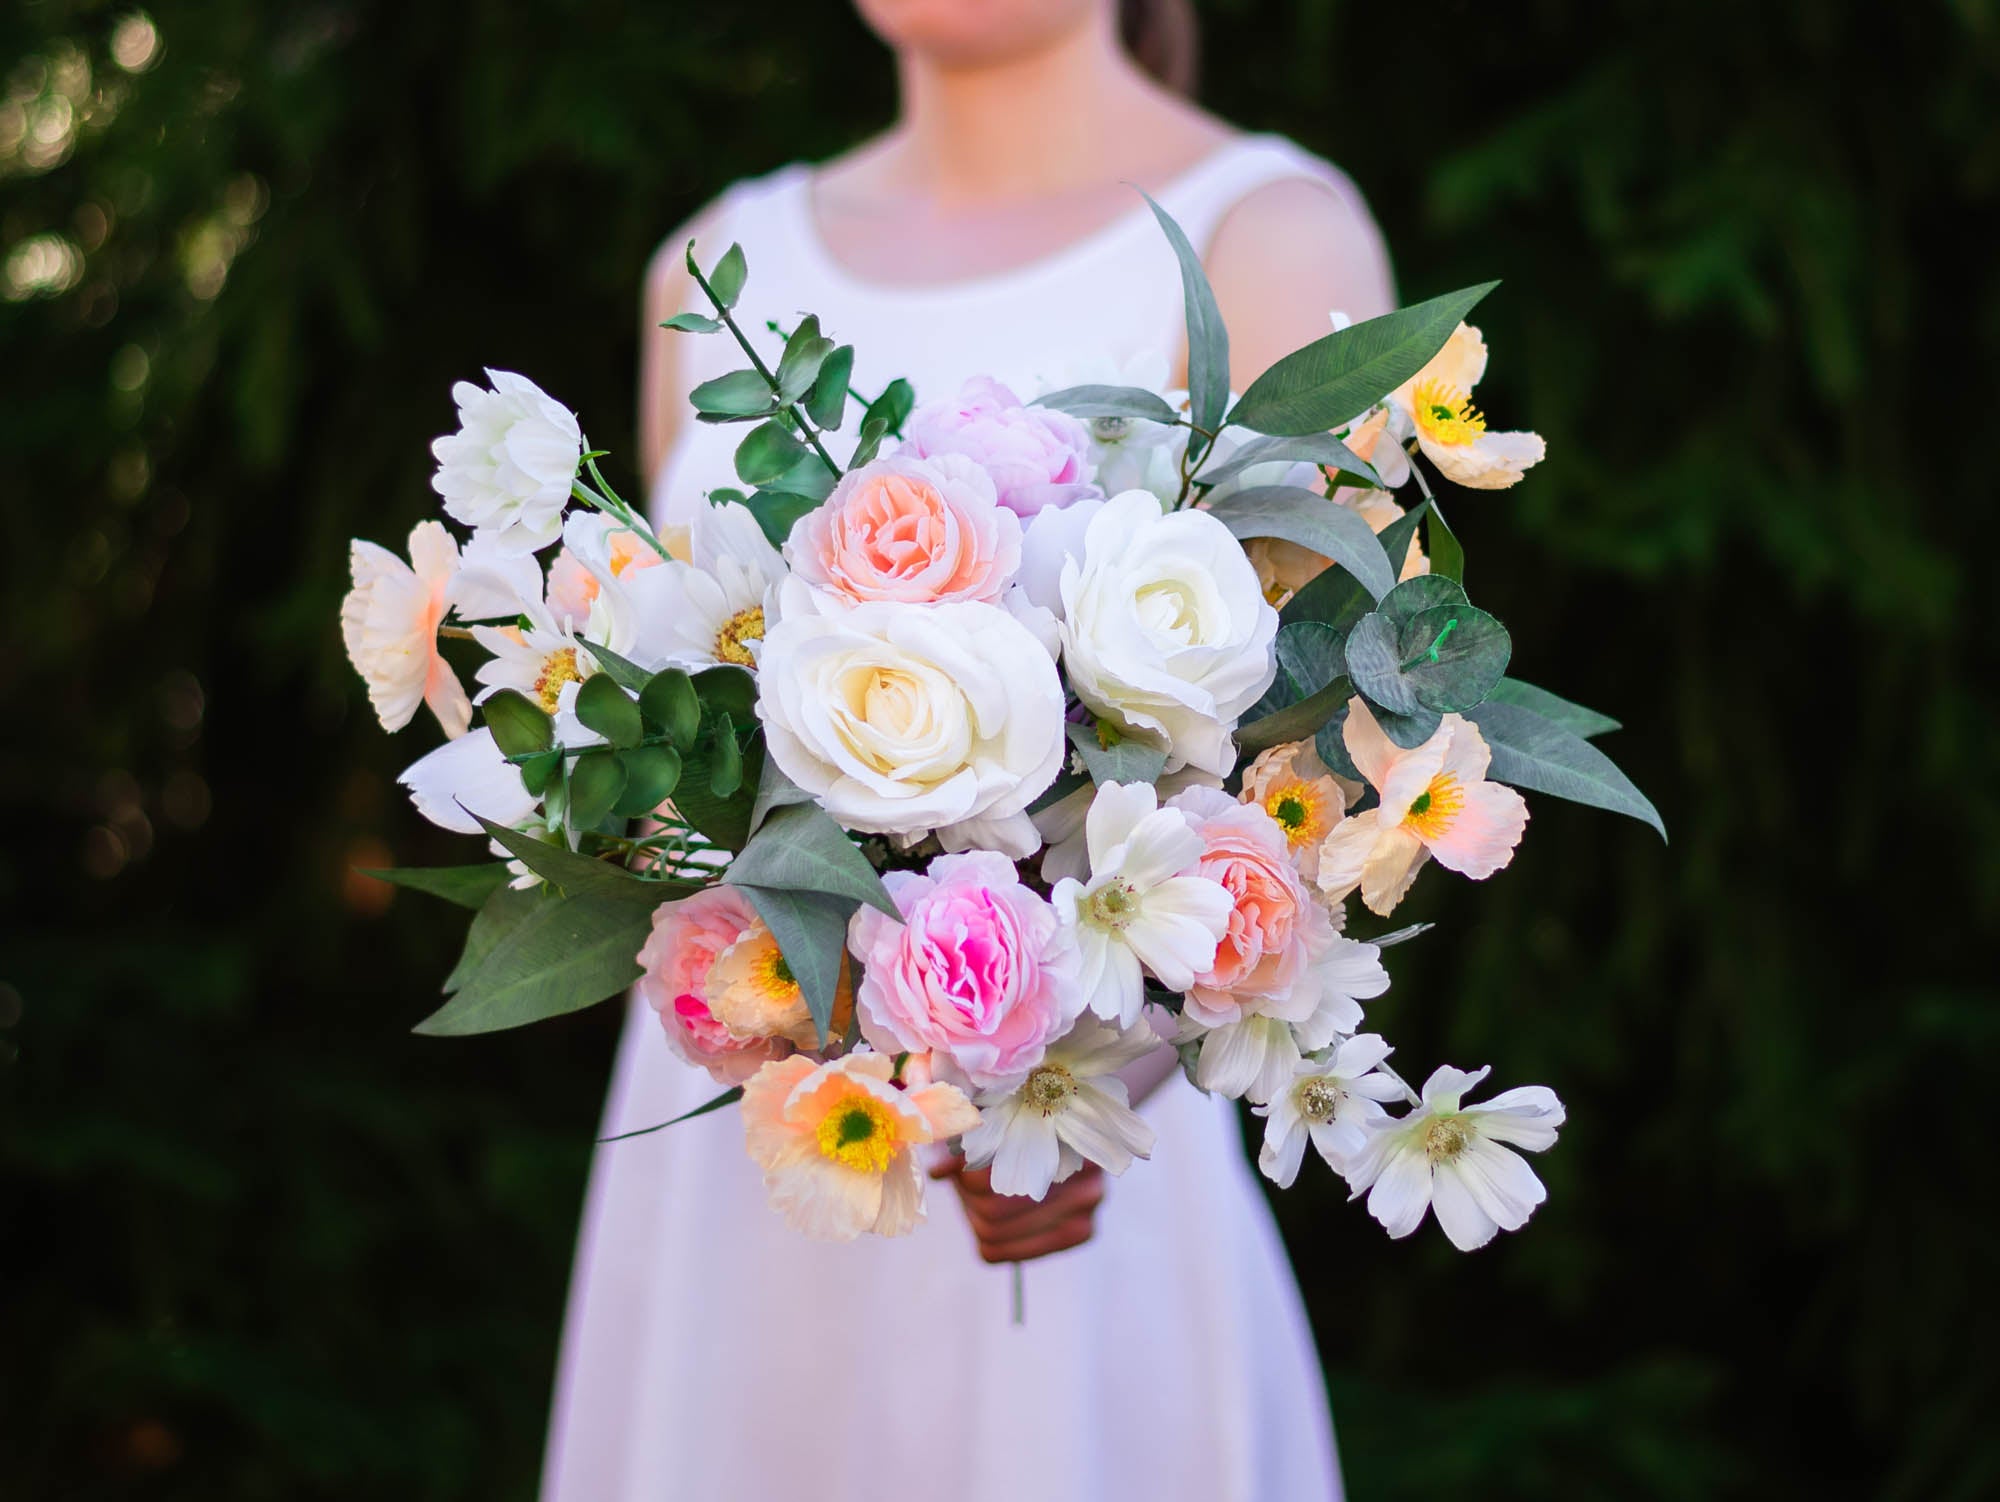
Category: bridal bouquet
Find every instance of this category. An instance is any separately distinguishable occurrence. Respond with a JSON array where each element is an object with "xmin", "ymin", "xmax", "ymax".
[{"xmin": 344, "ymin": 199, "xmax": 1660, "ymax": 1253}]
